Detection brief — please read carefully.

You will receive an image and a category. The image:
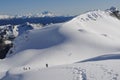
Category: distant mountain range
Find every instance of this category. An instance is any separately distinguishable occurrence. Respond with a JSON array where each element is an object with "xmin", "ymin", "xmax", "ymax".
[{"xmin": 0, "ymin": 11, "xmax": 70, "ymax": 19}]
